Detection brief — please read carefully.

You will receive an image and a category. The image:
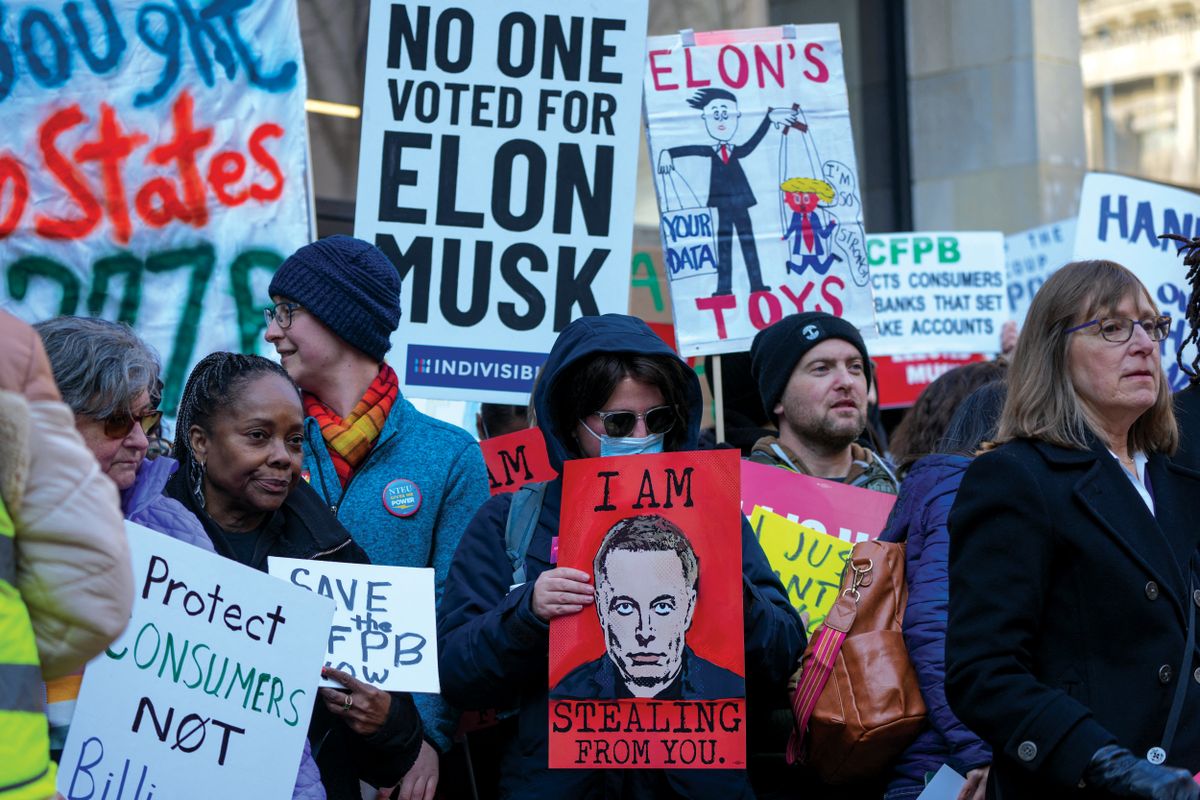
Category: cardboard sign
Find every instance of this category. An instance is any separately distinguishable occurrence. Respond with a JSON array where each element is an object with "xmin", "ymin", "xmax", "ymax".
[
  {"xmin": 1005, "ymin": 218, "xmax": 1076, "ymax": 322},
  {"xmin": 1074, "ymin": 173, "xmax": 1200, "ymax": 390},
  {"xmin": 268, "ymin": 559, "xmax": 440, "ymax": 693},
  {"xmin": 550, "ymin": 450, "xmax": 745, "ymax": 769},
  {"xmin": 643, "ymin": 25, "xmax": 875, "ymax": 357},
  {"xmin": 868, "ymin": 233, "xmax": 1007, "ymax": 356},
  {"xmin": 750, "ymin": 507, "xmax": 851, "ymax": 635},
  {"xmin": 874, "ymin": 352, "xmax": 991, "ymax": 410},
  {"xmin": 740, "ymin": 459, "xmax": 896, "ymax": 544},
  {"xmin": 354, "ymin": 0, "xmax": 649, "ymax": 403},
  {"xmin": 59, "ymin": 523, "xmax": 333, "ymax": 800},
  {"xmin": 480, "ymin": 427, "xmax": 558, "ymax": 494},
  {"xmin": 0, "ymin": 0, "xmax": 313, "ymax": 415}
]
